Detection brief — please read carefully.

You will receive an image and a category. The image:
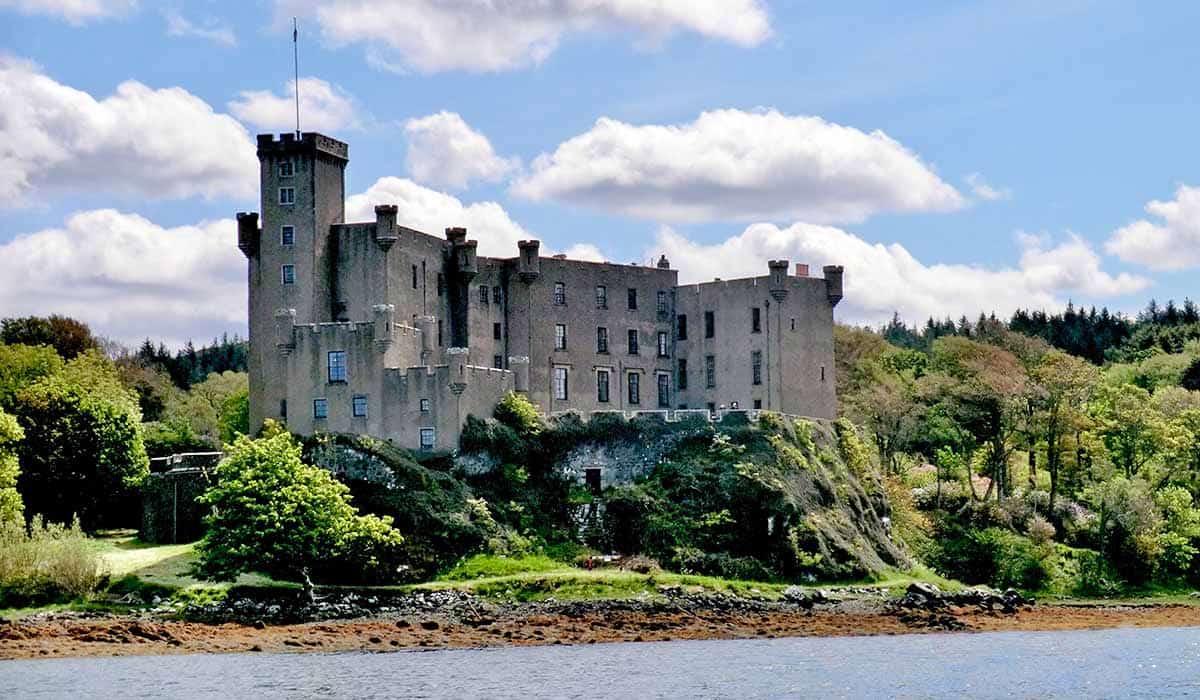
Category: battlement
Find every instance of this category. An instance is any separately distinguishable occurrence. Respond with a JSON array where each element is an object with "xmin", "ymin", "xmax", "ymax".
[{"xmin": 255, "ymin": 132, "xmax": 349, "ymax": 162}]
